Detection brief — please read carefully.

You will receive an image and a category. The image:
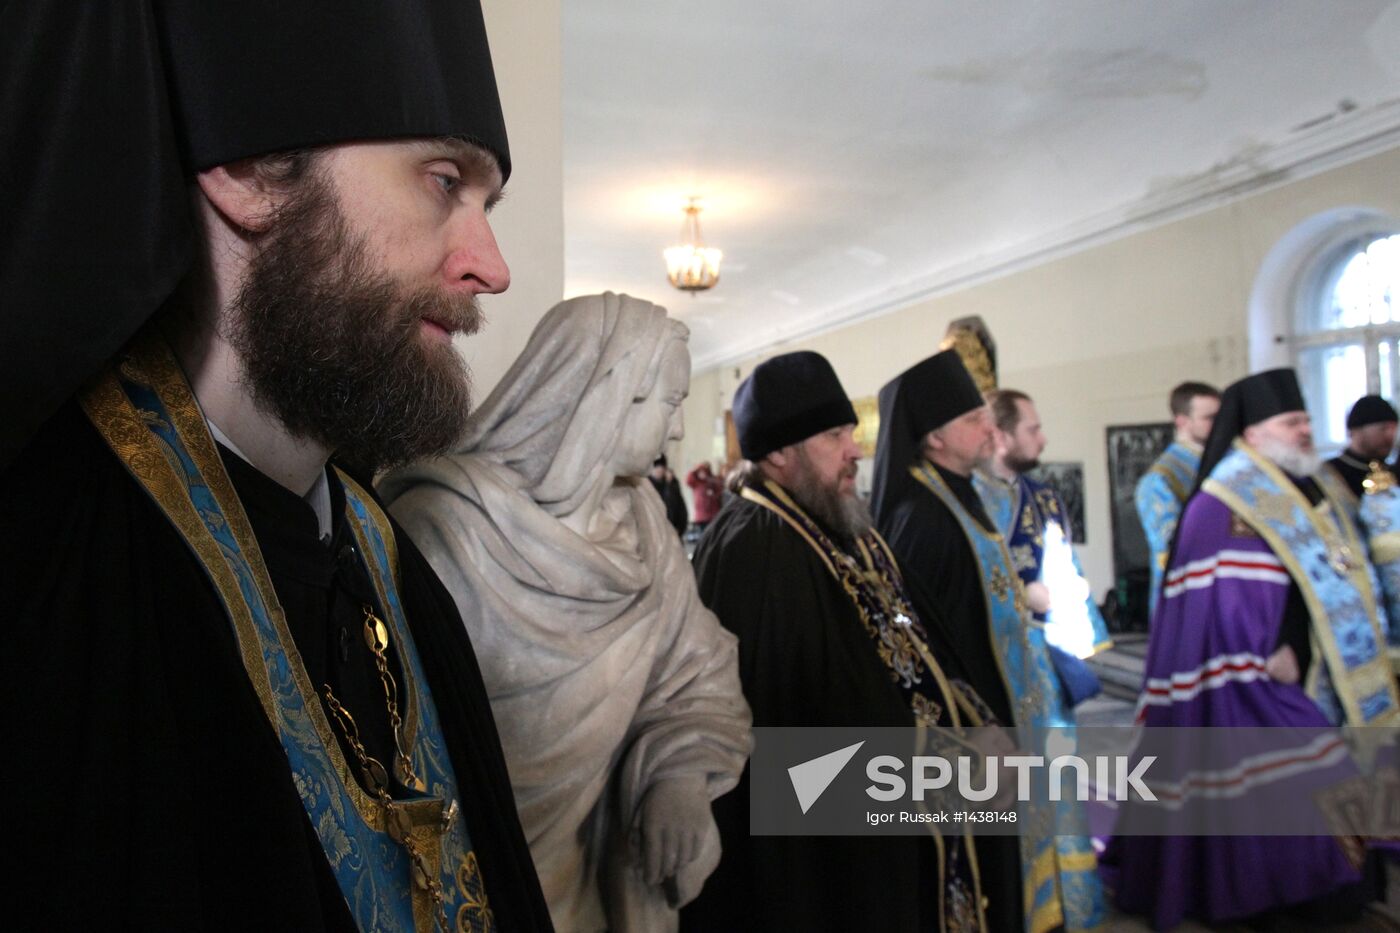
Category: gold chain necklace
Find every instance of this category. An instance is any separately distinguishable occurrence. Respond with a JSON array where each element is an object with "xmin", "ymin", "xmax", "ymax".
[
  {"xmin": 360, "ymin": 604, "xmax": 427, "ymax": 792},
  {"xmin": 322, "ymin": 604, "xmax": 446, "ymax": 931}
]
